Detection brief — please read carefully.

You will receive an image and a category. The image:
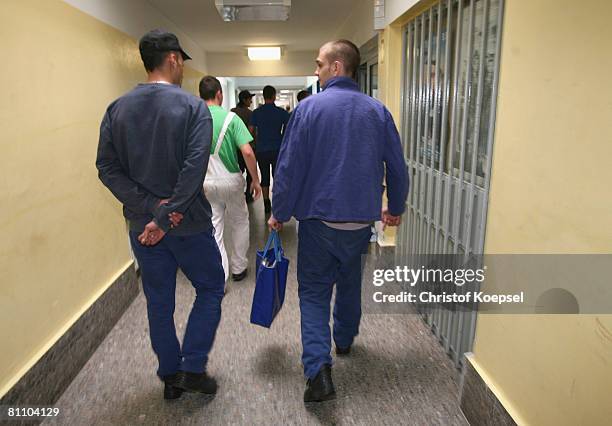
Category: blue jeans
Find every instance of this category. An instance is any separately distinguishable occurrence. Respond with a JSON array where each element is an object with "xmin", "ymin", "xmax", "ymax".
[
  {"xmin": 129, "ymin": 228, "xmax": 225, "ymax": 378},
  {"xmin": 297, "ymin": 220, "xmax": 372, "ymax": 379}
]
